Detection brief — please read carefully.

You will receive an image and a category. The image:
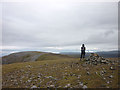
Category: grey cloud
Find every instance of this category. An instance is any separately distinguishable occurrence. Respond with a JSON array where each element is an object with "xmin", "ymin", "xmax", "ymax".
[{"xmin": 2, "ymin": 2, "xmax": 118, "ymax": 53}]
